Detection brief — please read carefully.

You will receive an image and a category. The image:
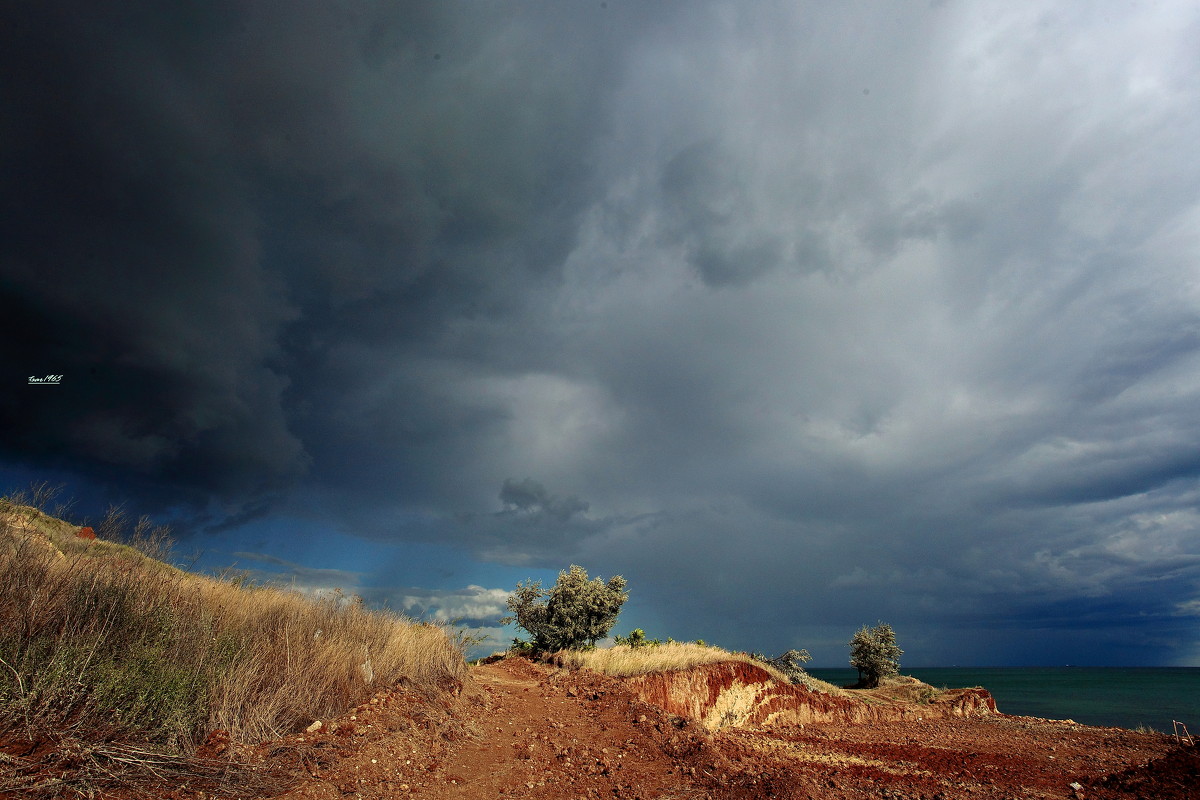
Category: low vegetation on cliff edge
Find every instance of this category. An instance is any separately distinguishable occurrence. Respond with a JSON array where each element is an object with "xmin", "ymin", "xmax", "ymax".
[
  {"xmin": 503, "ymin": 566, "xmax": 849, "ymax": 697},
  {"xmin": 550, "ymin": 641, "xmax": 786, "ymax": 679},
  {"xmin": 548, "ymin": 642, "xmax": 848, "ymax": 695},
  {"xmin": 0, "ymin": 490, "xmax": 468, "ymax": 797}
]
